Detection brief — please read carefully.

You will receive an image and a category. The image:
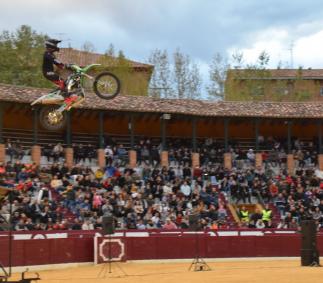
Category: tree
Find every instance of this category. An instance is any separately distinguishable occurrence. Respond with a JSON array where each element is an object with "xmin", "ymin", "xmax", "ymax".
[
  {"xmin": 173, "ymin": 48, "xmax": 202, "ymax": 99},
  {"xmin": 105, "ymin": 43, "xmax": 115, "ymax": 57},
  {"xmin": 207, "ymin": 52, "xmax": 230, "ymax": 100},
  {"xmin": 148, "ymin": 49, "xmax": 173, "ymax": 98},
  {"xmin": 0, "ymin": 25, "xmax": 50, "ymax": 88},
  {"xmin": 81, "ymin": 41, "xmax": 95, "ymax": 52},
  {"xmin": 187, "ymin": 62, "xmax": 202, "ymax": 99}
]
